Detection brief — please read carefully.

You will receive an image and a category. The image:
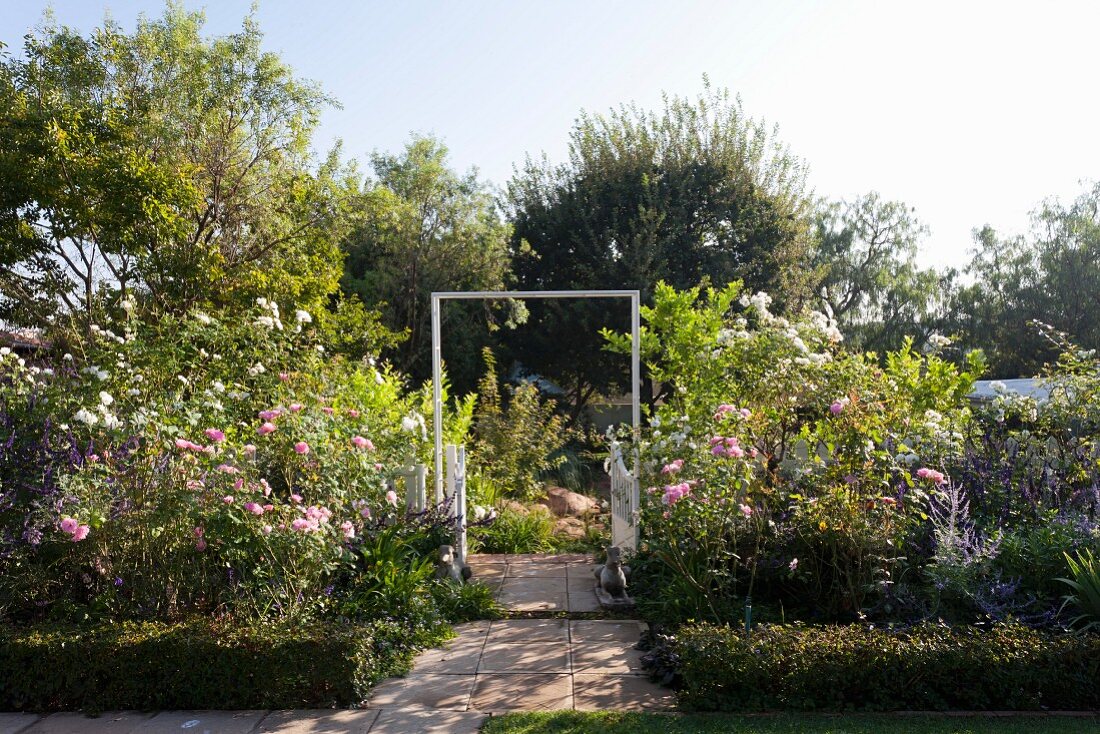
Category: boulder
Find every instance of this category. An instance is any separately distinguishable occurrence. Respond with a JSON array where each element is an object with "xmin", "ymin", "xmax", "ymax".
[
  {"xmin": 543, "ymin": 486, "xmax": 598, "ymax": 517},
  {"xmin": 553, "ymin": 517, "xmax": 587, "ymax": 540}
]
